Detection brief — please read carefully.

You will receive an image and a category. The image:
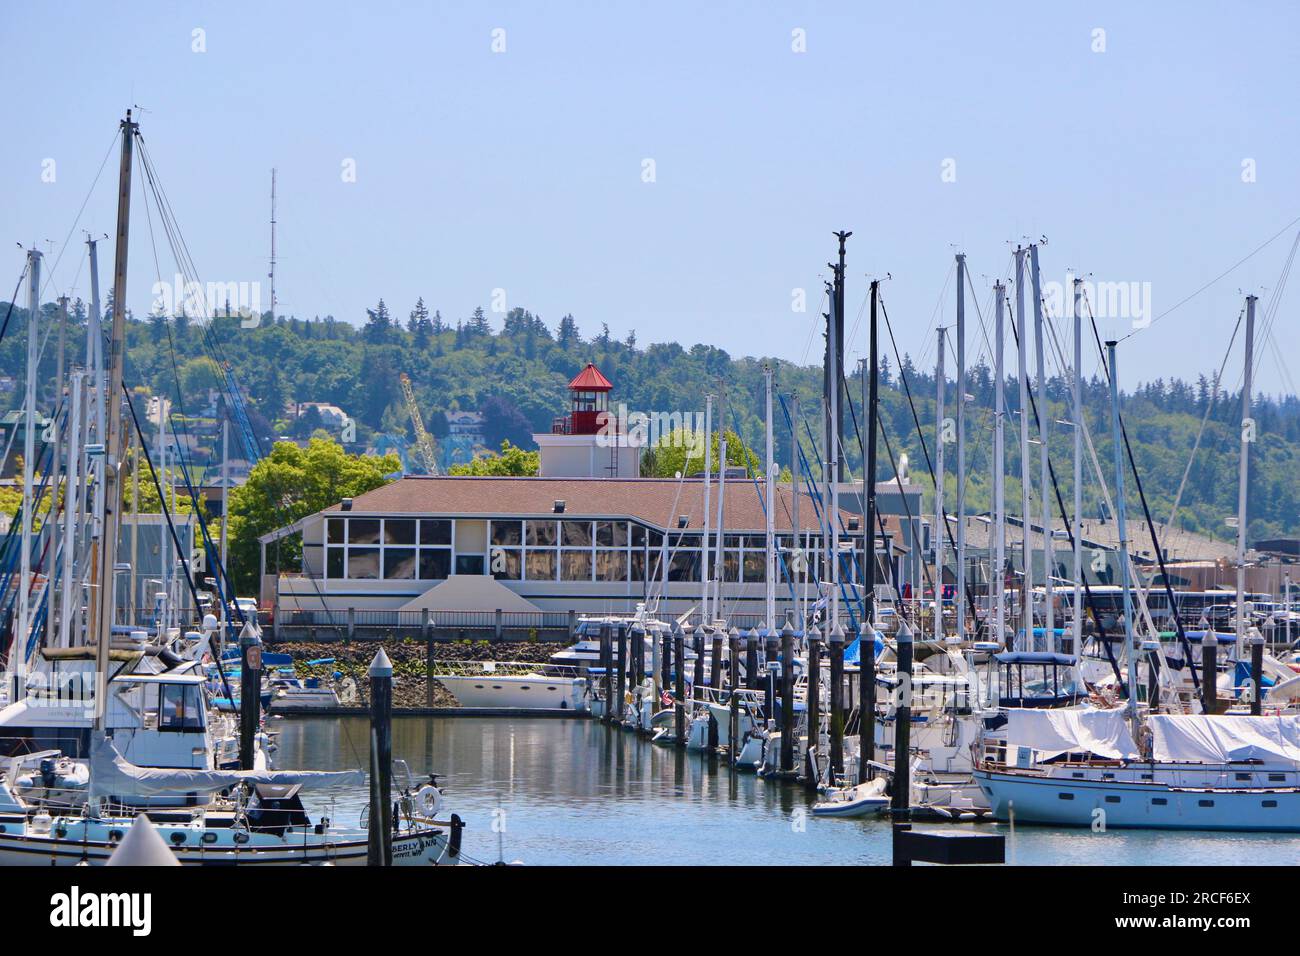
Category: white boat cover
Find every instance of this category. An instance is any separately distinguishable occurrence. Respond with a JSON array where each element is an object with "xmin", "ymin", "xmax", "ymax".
[
  {"xmin": 1149, "ymin": 714, "xmax": 1300, "ymax": 765},
  {"xmin": 89, "ymin": 737, "xmax": 365, "ymax": 799},
  {"xmin": 1003, "ymin": 707, "xmax": 1138, "ymax": 760}
]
